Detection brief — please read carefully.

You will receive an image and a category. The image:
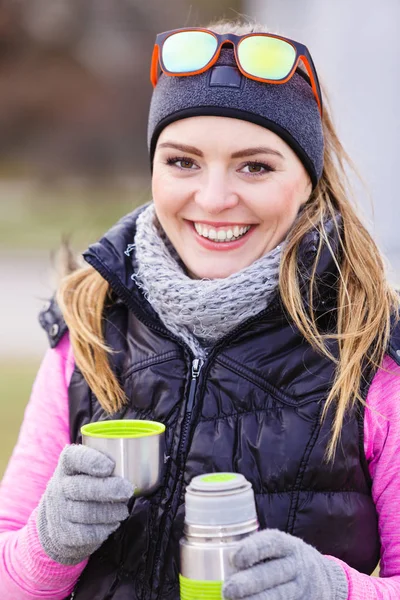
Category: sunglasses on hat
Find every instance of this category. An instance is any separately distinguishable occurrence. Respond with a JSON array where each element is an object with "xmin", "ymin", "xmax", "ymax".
[{"xmin": 150, "ymin": 28, "xmax": 323, "ymax": 116}]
